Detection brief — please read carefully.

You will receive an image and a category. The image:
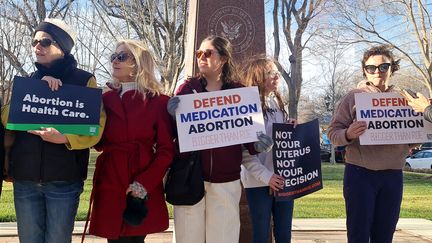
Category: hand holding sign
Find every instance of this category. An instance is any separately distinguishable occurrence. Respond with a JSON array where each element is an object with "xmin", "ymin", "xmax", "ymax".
[
  {"xmin": 28, "ymin": 127, "xmax": 68, "ymax": 144},
  {"xmin": 41, "ymin": 76, "xmax": 63, "ymax": 91},
  {"xmin": 401, "ymin": 90, "xmax": 430, "ymax": 113},
  {"xmin": 167, "ymin": 96, "xmax": 180, "ymax": 118},
  {"xmin": 269, "ymin": 173, "xmax": 285, "ymax": 191},
  {"xmin": 346, "ymin": 121, "xmax": 367, "ymax": 140},
  {"xmin": 287, "ymin": 118, "xmax": 298, "ymax": 128}
]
